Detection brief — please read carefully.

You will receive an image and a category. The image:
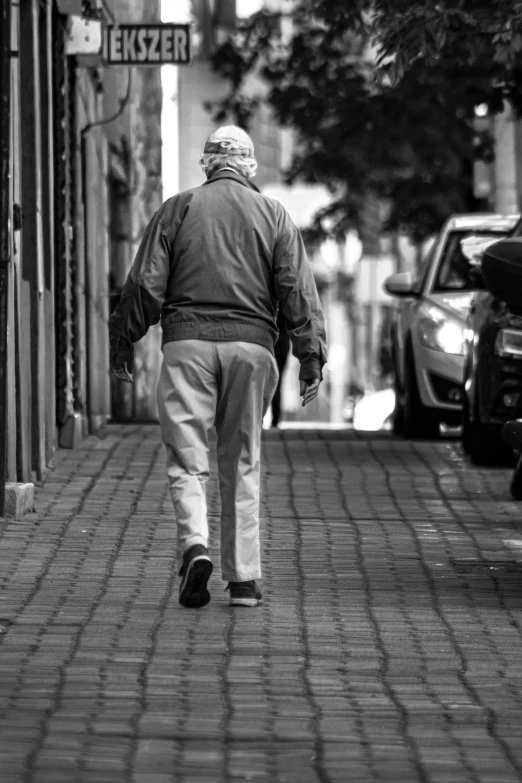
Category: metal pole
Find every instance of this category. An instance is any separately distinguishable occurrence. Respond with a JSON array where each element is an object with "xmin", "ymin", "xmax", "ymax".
[{"xmin": 0, "ymin": 0, "xmax": 12, "ymax": 517}]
